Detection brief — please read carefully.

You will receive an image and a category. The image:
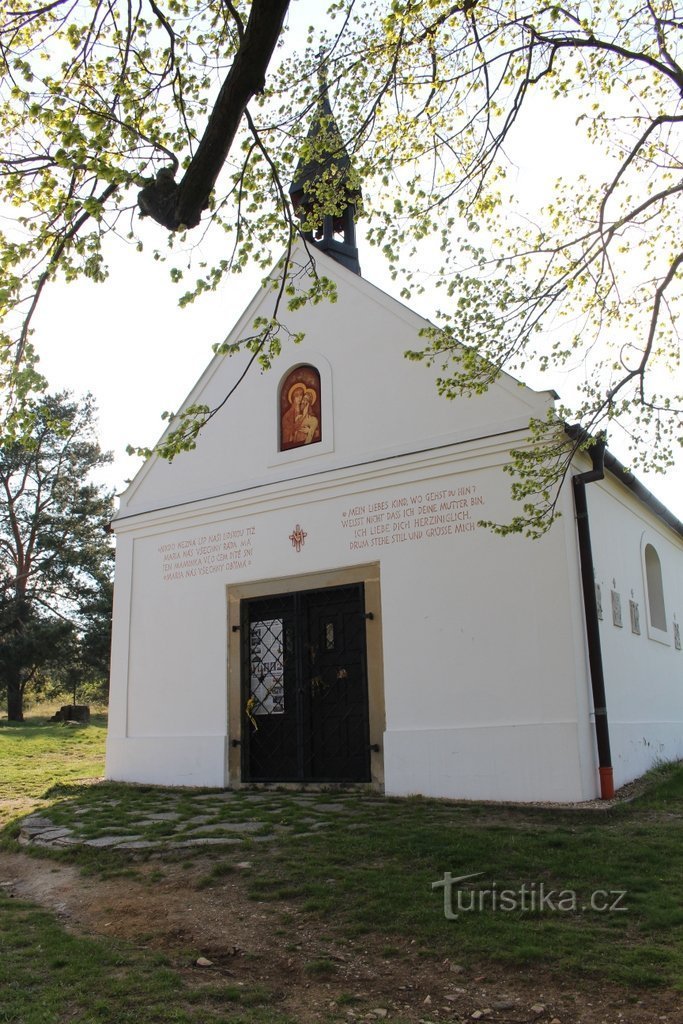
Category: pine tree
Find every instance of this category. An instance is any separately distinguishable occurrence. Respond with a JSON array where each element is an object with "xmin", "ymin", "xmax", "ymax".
[{"xmin": 0, "ymin": 393, "xmax": 114, "ymax": 721}]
